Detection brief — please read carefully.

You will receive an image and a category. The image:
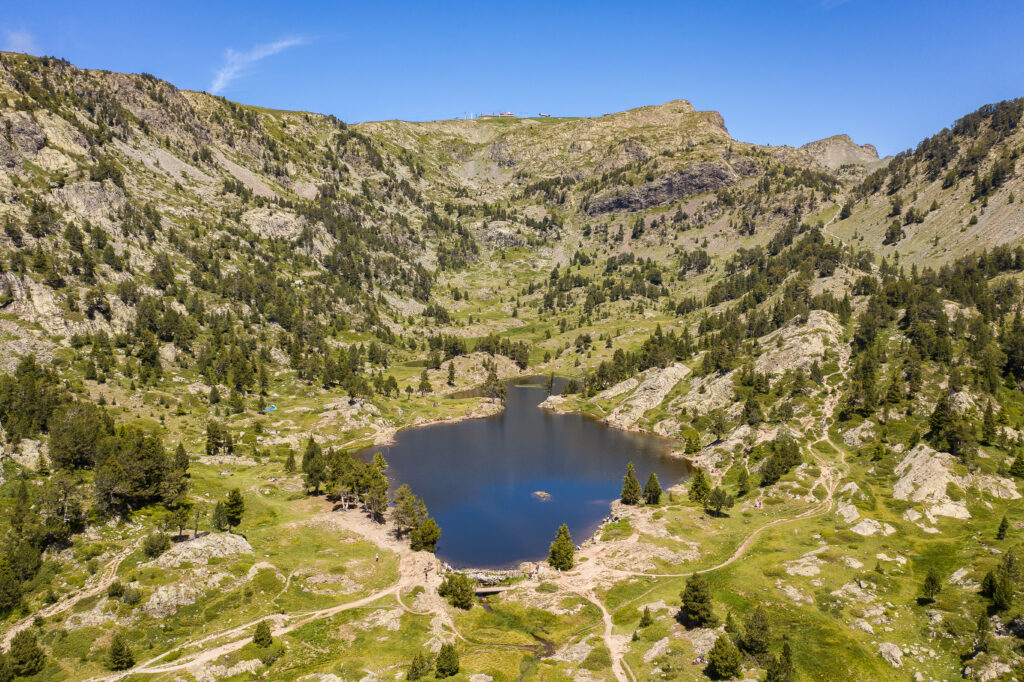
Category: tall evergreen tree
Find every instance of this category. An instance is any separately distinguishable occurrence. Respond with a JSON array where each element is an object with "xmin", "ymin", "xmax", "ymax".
[
  {"xmin": 975, "ymin": 613, "xmax": 993, "ymax": 654},
  {"xmin": 406, "ymin": 651, "xmax": 432, "ymax": 680},
  {"xmin": 0, "ymin": 559, "xmax": 21, "ymax": 616},
  {"xmin": 740, "ymin": 606, "xmax": 771, "ymax": 656},
  {"xmin": 1010, "ymin": 451, "xmax": 1024, "ymax": 478},
  {"xmin": 302, "ymin": 438, "xmax": 325, "ymax": 493},
  {"xmin": 435, "ymin": 643, "xmax": 459, "ymax": 678},
  {"xmin": 705, "ymin": 634, "xmax": 742, "ymax": 679},
  {"xmin": 0, "ymin": 653, "xmax": 12, "ymax": 682},
  {"xmin": 548, "ymin": 523, "xmax": 575, "ymax": 570},
  {"xmin": 253, "ymin": 620, "xmax": 273, "ymax": 647},
  {"xmin": 743, "ymin": 395, "xmax": 764, "ymax": 426},
  {"xmin": 764, "ymin": 642, "xmax": 794, "ymax": 682},
  {"xmin": 681, "ymin": 574, "xmax": 716, "ymax": 626},
  {"xmin": 689, "ymin": 469, "xmax": 711, "ymax": 505},
  {"xmin": 993, "ymin": 573, "xmax": 1015, "ymax": 611},
  {"xmin": 107, "ymin": 632, "xmax": 134, "ymax": 670},
  {"xmin": 707, "ymin": 487, "xmax": 734, "ymax": 516},
  {"xmin": 212, "ymin": 500, "xmax": 228, "ymax": 531},
  {"xmin": 224, "ymin": 489, "xmax": 245, "ymax": 532},
  {"xmin": 737, "ymin": 468, "xmax": 751, "ymax": 497},
  {"xmin": 438, "ymin": 573, "xmax": 475, "ymax": 609},
  {"xmin": 392, "ymin": 484, "xmax": 420, "ymax": 536},
  {"xmin": 410, "ymin": 516, "xmax": 441, "ymax": 552},
  {"xmin": 922, "ymin": 566, "xmax": 942, "ymax": 602},
  {"xmin": 10, "ymin": 630, "xmax": 44, "ymax": 677},
  {"xmin": 643, "ymin": 472, "xmax": 662, "ymax": 505},
  {"xmin": 363, "ymin": 463, "xmax": 390, "ymax": 523},
  {"xmin": 620, "ymin": 462, "xmax": 642, "ymax": 505},
  {"xmin": 173, "ymin": 442, "xmax": 189, "ymax": 475},
  {"xmin": 997, "ymin": 515, "xmax": 1010, "ymax": 541},
  {"xmin": 982, "ymin": 402, "xmax": 997, "ymax": 444}
]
